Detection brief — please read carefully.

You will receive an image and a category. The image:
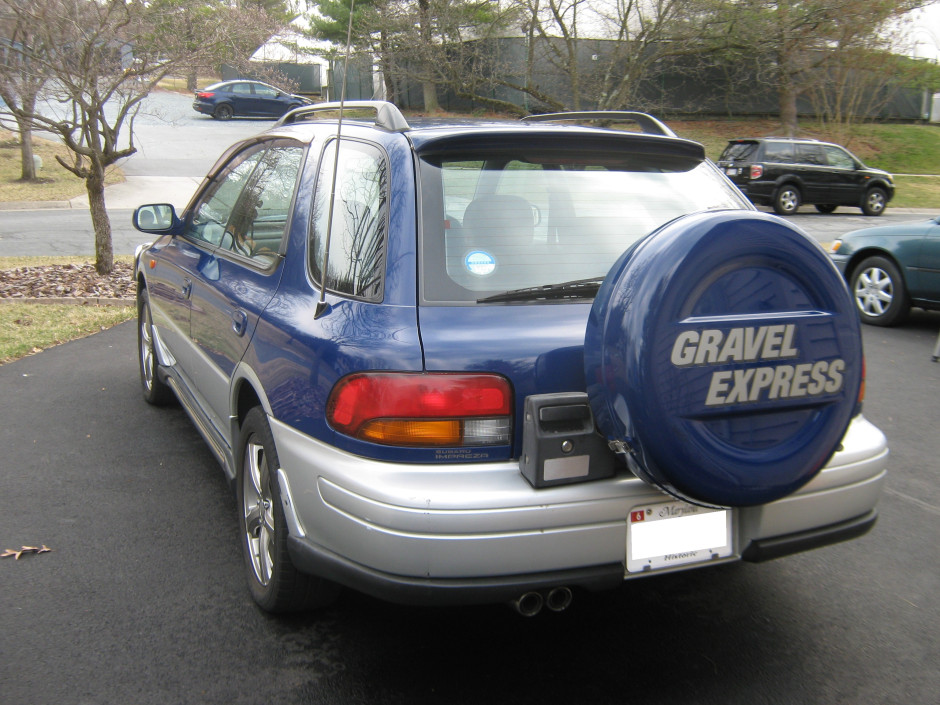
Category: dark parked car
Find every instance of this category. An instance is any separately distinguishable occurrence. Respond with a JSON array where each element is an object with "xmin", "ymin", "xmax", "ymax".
[
  {"xmin": 718, "ymin": 137, "xmax": 894, "ymax": 216},
  {"xmin": 192, "ymin": 80, "xmax": 309, "ymax": 120},
  {"xmin": 830, "ymin": 215, "xmax": 940, "ymax": 326},
  {"xmin": 132, "ymin": 102, "xmax": 886, "ymax": 615}
]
